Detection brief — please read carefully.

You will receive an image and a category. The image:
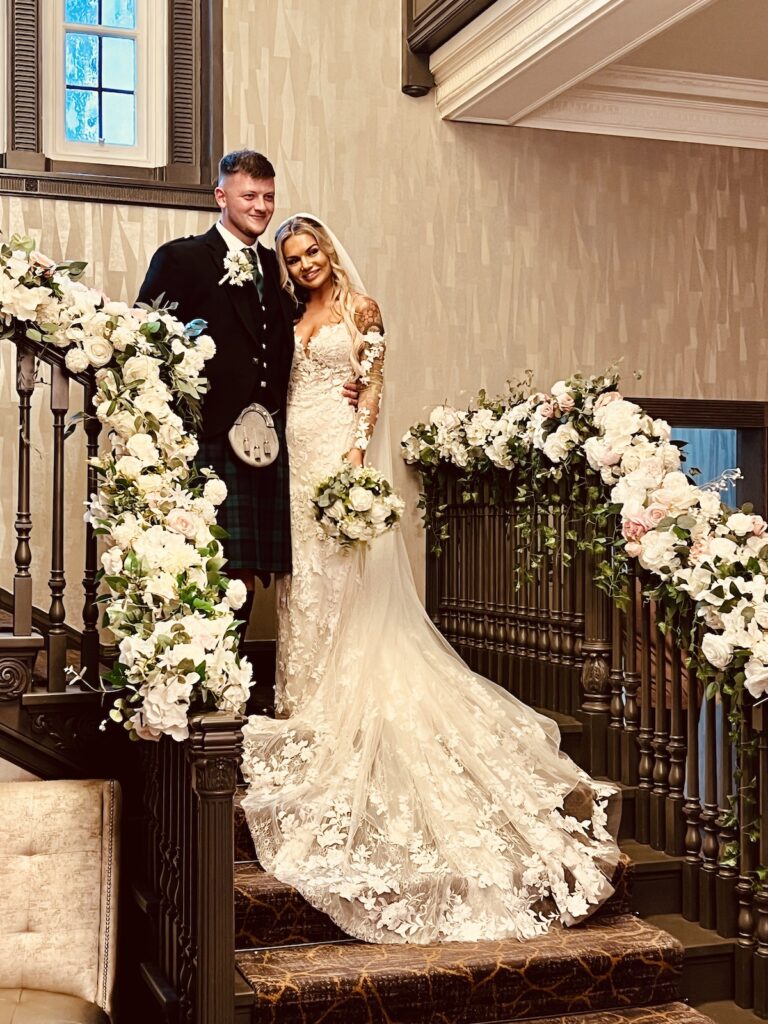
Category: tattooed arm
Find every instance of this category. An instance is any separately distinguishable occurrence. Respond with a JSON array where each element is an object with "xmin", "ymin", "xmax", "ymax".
[{"xmin": 345, "ymin": 296, "xmax": 385, "ymax": 467}]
